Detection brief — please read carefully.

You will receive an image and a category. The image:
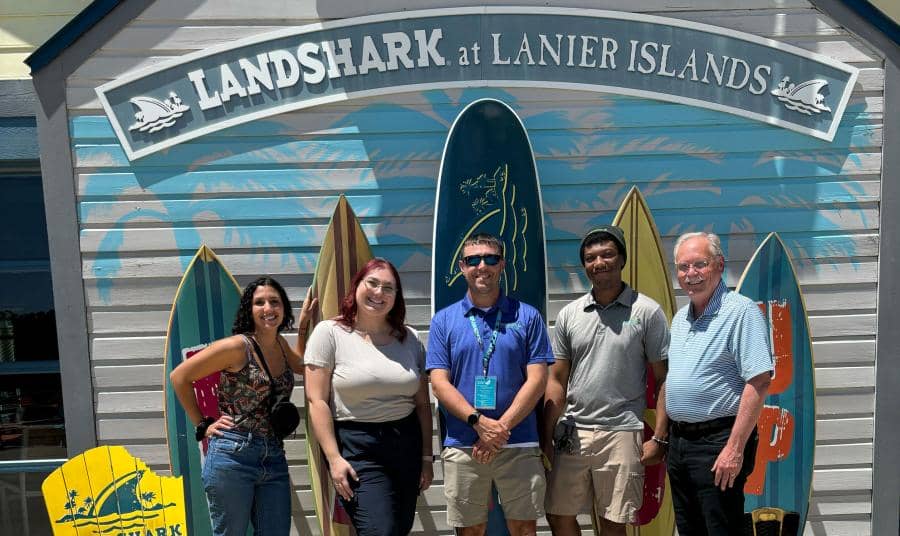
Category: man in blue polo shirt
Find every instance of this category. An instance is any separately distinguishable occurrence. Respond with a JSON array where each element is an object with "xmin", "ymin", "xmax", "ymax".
[
  {"xmin": 428, "ymin": 232, "xmax": 554, "ymax": 536},
  {"xmin": 666, "ymin": 231, "xmax": 773, "ymax": 535}
]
